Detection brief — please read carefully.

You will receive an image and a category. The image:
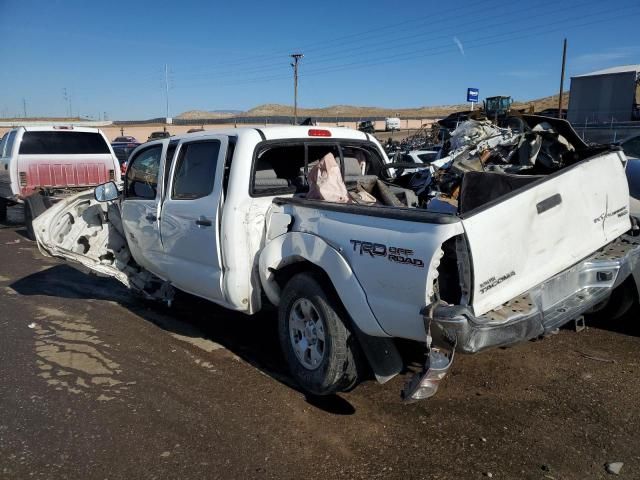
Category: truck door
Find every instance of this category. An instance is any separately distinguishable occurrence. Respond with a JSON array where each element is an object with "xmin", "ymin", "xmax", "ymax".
[
  {"xmin": 120, "ymin": 142, "xmax": 166, "ymax": 277},
  {"xmin": 159, "ymin": 136, "xmax": 228, "ymax": 302}
]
